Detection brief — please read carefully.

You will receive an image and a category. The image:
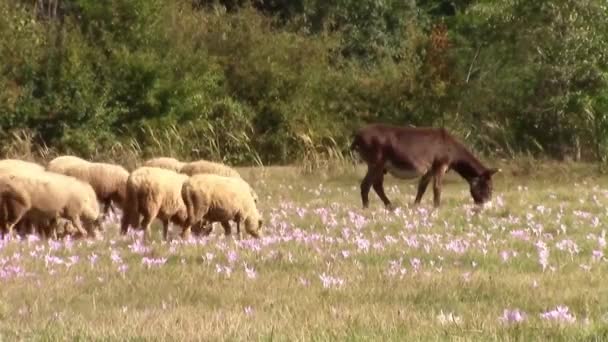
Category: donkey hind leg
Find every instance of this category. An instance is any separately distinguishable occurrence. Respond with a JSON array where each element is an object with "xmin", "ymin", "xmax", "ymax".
[
  {"xmin": 372, "ymin": 172, "xmax": 393, "ymax": 210},
  {"xmin": 413, "ymin": 170, "xmax": 434, "ymax": 206},
  {"xmin": 432, "ymin": 164, "xmax": 449, "ymax": 208},
  {"xmin": 360, "ymin": 164, "xmax": 385, "ymax": 209}
]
